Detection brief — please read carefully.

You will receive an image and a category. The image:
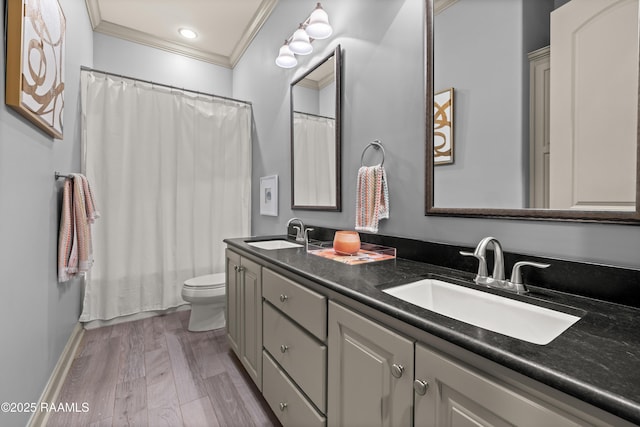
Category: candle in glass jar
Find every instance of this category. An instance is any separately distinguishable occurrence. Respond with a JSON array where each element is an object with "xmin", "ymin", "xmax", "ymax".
[{"xmin": 333, "ymin": 231, "xmax": 361, "ymax": 255}]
